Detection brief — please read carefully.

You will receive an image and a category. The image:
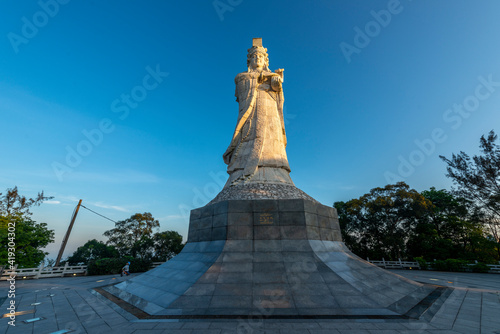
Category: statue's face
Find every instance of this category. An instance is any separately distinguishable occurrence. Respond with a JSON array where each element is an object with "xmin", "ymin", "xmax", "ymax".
[{"xmin": 250, "ymin": 53, "xmax": 265, "ymax": 70}]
